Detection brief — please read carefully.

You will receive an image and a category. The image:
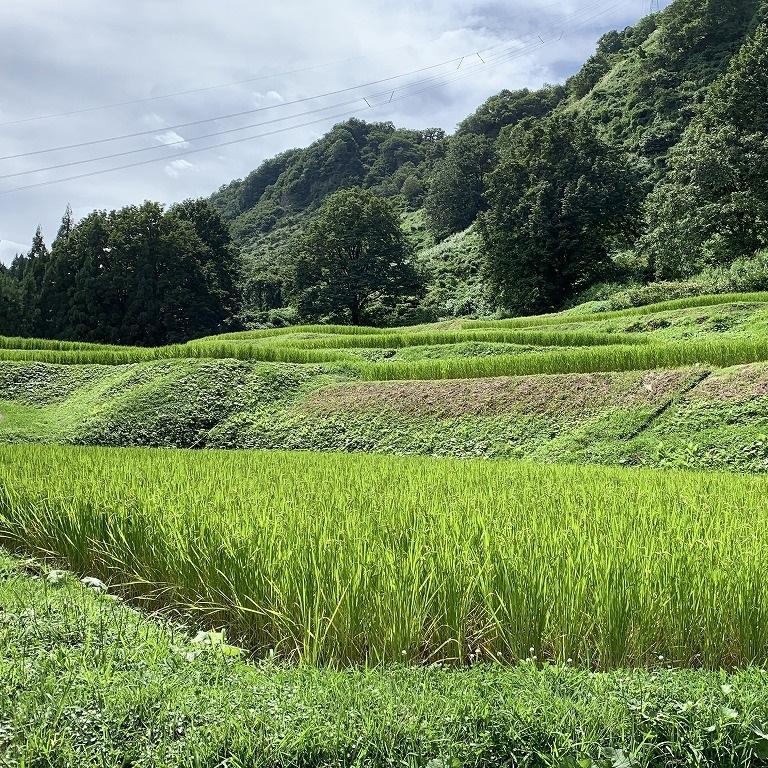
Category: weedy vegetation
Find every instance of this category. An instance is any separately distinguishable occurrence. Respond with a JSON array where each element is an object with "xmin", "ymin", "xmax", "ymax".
[{"xmin": 5, "ymin": 549, "xmax": 768, "ymax": 768}]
